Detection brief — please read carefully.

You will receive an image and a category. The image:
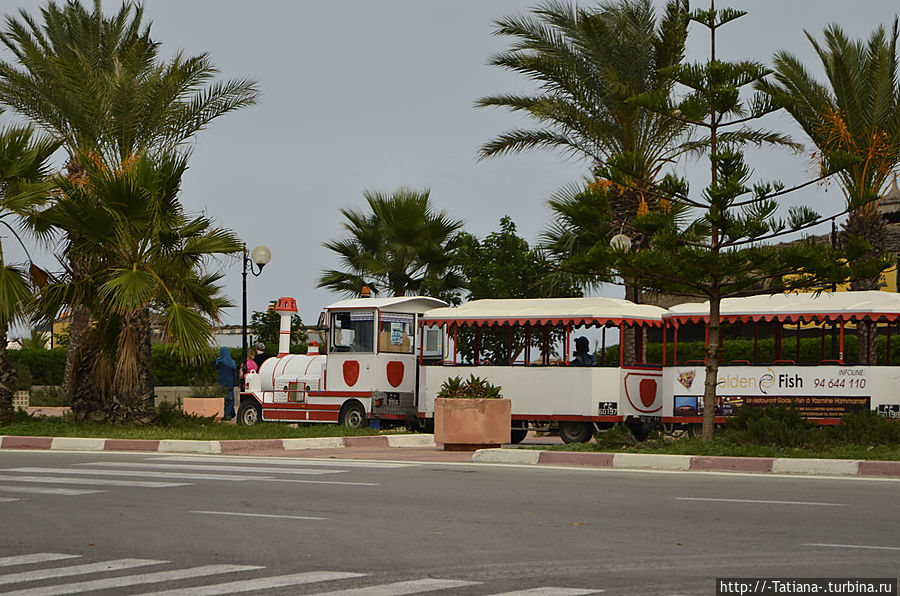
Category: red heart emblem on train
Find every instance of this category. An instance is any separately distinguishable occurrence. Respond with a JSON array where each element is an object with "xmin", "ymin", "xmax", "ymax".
[
  {"xmin": 343, "ymin": 360, "xmax": 360, "ymax": 387},
  {"xmin": 386, "ymin": 361, "xmax": 404, "ymax": 387},
  {"xmin": 639, "ymin": 378, "xmax": 657, "ymax": 407}
]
